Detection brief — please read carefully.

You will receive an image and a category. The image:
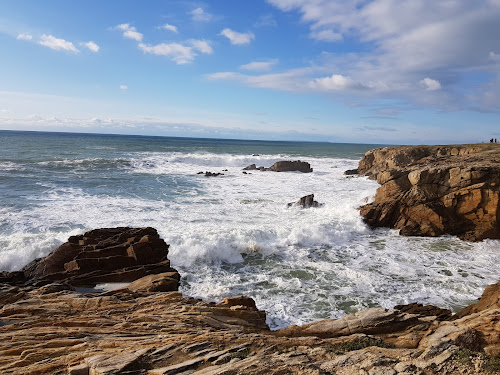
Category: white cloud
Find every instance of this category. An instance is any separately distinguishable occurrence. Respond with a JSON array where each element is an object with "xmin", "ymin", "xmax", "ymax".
[
  {"xmin": 39, "ymin": 34, "xmax": 79, "ymax": 53},
  {"xmin": 189, "ymin": 8, "xmax": 212, "ymax": 22},
  {"xmin": 420, "ymin": 78, "xmax": 442, "ymax": 91},
  {"xmin": 161, "ymin": 24, "xmax": 178, "ymax": 33},
  {"xmin": 309, "ymin": 29, "xmax": 342, "ymax": 42},
  {"xmin": 115, "ymin": 23, "xmax": 143, "ymax": 41},
  {"xmin": 309, "ymin": 74, "xmax": 366, "ymax": 91},
  {"xmin": 17, "ymin": 33, "xmax": 32, "ymax": 41},
  {"xmin": 240, "ymin": 59, "xmax": 278, "ymax": 71},
  {"xmin": 220, "ymin": 28, "xmax": 255, "ymax": 45},
  {"xmin": 189, "ymin": 40, "xmax": 213, "ymax": 54},
  {"xmin": 120, "ymin": 85, "xmax": 128, "ymax": 90},
  {"xmin": 81, "ymin": 41, "xmax": 100, "ymax": 52},
  {"xmin": 138, "ymin": 42, "xmax": 196, "ymax": 64}
]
